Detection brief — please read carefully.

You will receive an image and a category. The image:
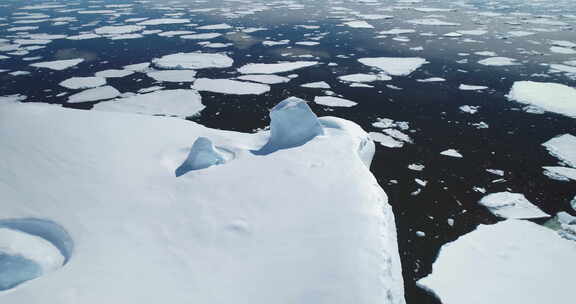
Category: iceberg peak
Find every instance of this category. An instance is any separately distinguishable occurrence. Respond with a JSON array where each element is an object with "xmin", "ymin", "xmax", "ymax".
[
  {"xmin": 175, "ymin": 137, "xmax": 226, "ymax": 176},
  {"xmin": 253, "ymin": 97, "xmax": 324, "ymax": 155}
]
